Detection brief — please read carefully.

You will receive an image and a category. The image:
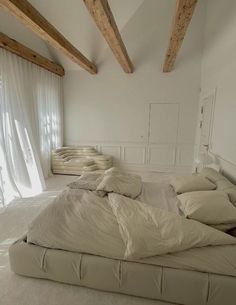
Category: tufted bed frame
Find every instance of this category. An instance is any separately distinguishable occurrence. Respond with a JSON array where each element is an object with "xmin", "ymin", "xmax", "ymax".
[{"xmin": 9, "ymin": 168, "xmax": 236, "ymax": 305}]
